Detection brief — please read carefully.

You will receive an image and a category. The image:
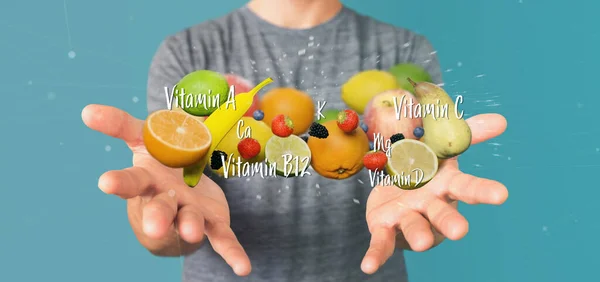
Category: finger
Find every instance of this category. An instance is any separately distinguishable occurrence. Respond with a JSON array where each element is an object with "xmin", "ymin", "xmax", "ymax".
[
  {"xmin": 397, "ymin": 211, "xmax": 434, "ymax": 252},
  {"xmin": 176, "ymin": 204, "xmax": 205, "ymax": 244},
  {"xmin": 448, "ymin": 173, "xmax": 508, "ymax": 205},
  {"xmin": 423, "ymin": 198, "xmax": 468, "ymax": 240},
  {"xmin": 466, "ymin": 113, "xmax": 507, "ymax": 145},
  {"xmin": 98, "ymin": 167, "xmax": 154, "ymax": 199},
  {"xmin": 81, "ymin": 104, "xmax": 144, "ymax": 145},
  {"xmin": 205, "ymin": 222, "xmax": 251, "ymax": 276},
  {"xmin": 361, "ymin": 227, "xmax": 396, "ymax": 275},
  {"xmin": 142, "ymin": 191, "xmax": 178, "ymax": 240}
]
